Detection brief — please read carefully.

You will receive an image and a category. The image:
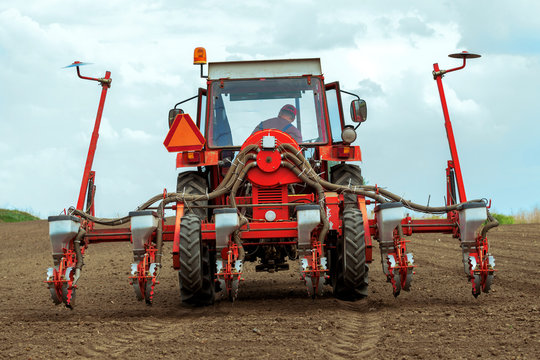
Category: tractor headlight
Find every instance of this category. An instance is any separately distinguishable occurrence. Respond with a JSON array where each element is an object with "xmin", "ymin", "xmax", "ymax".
[{"xmin": 341, "ymin": 125, "xmax": 357, "ymax": 144}]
